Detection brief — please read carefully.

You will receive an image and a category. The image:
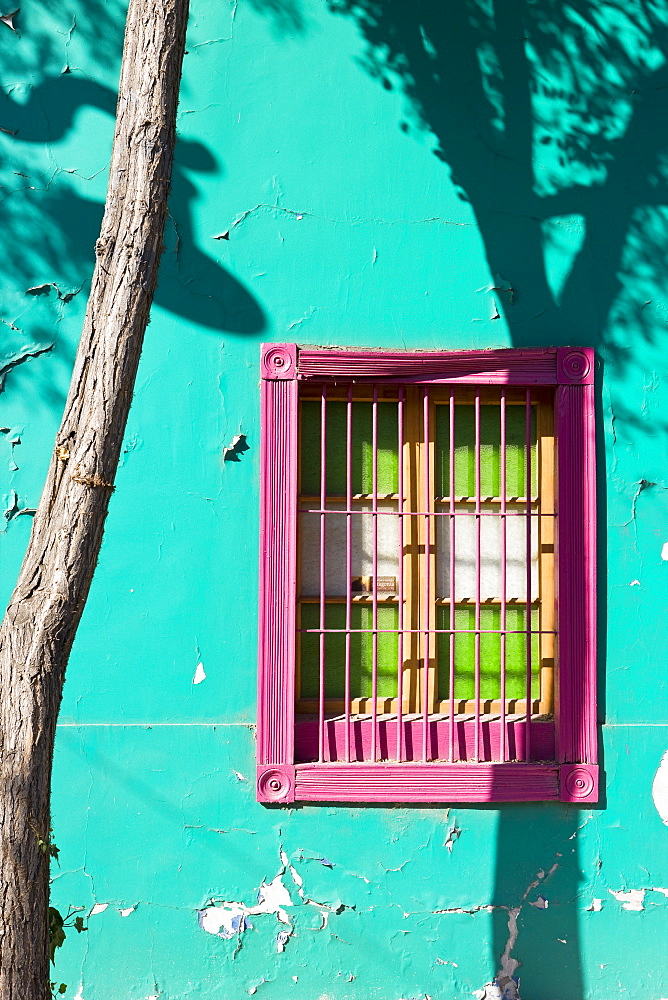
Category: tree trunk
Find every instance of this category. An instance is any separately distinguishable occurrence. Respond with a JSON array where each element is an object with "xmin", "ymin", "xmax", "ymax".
[{"xmin": 0, "ymin": 0, "xmax": 189, "ymax": 994}]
